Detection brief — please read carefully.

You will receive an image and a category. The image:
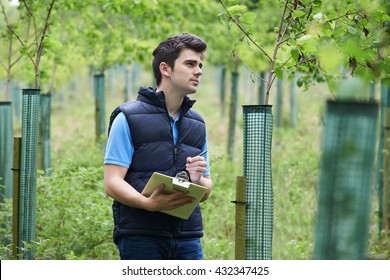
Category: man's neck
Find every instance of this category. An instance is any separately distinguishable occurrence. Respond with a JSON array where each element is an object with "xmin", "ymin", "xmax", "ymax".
[{"xmin": 157, "ymin": 86, "xmax": 184, "ymax": 119}]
